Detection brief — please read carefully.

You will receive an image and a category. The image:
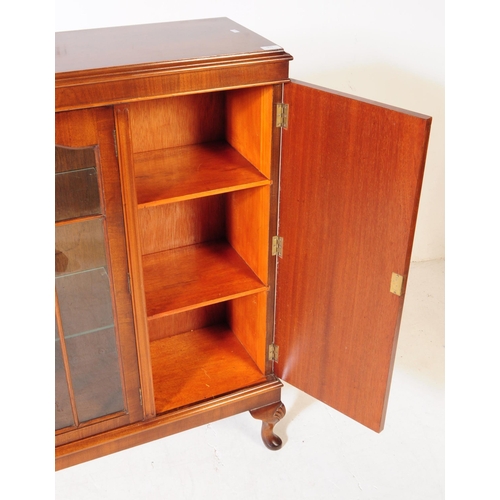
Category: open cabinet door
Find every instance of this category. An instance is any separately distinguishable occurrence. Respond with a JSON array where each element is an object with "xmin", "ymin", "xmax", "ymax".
[{"xmin": 274, "ymin": 81, "xmax": 431, "ymax": 432}]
